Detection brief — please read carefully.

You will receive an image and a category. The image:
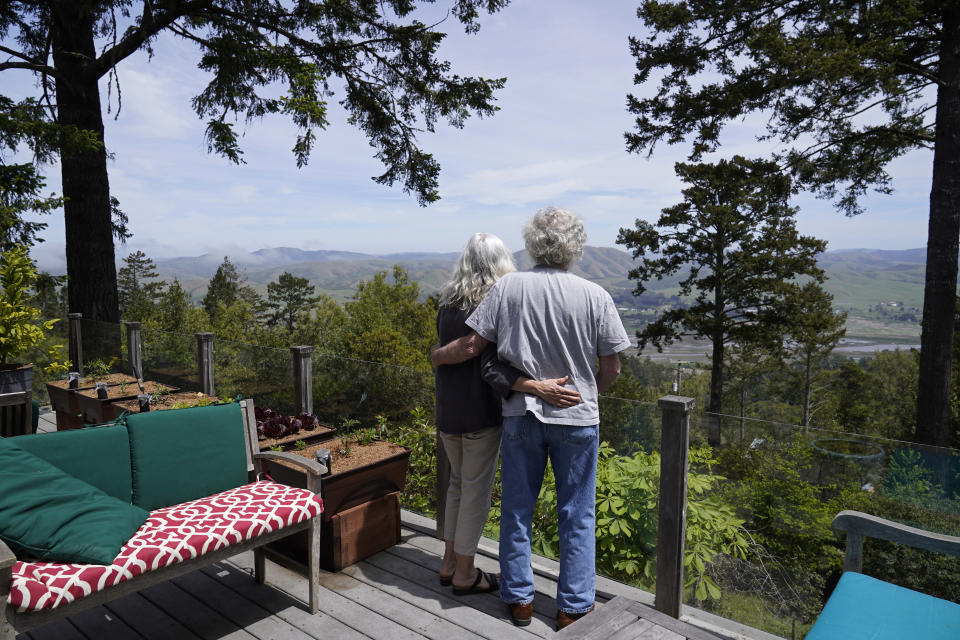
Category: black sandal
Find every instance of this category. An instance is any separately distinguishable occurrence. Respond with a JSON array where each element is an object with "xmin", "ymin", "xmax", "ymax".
[
  {"xmin": 439, "ymin": 573, "xmax": 453, "ymax": 586},
  {"xmin": 452, "ymin": 568, "xmax": 499, "ymax": 596}
]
